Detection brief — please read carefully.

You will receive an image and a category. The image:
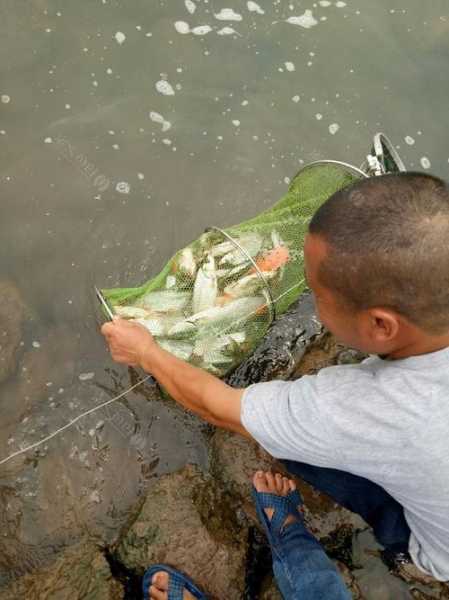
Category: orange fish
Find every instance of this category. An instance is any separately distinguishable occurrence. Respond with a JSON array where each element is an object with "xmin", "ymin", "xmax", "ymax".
[{"xmin": 251, "ymin": 245, "xmax": 290, "ymax": 273}]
